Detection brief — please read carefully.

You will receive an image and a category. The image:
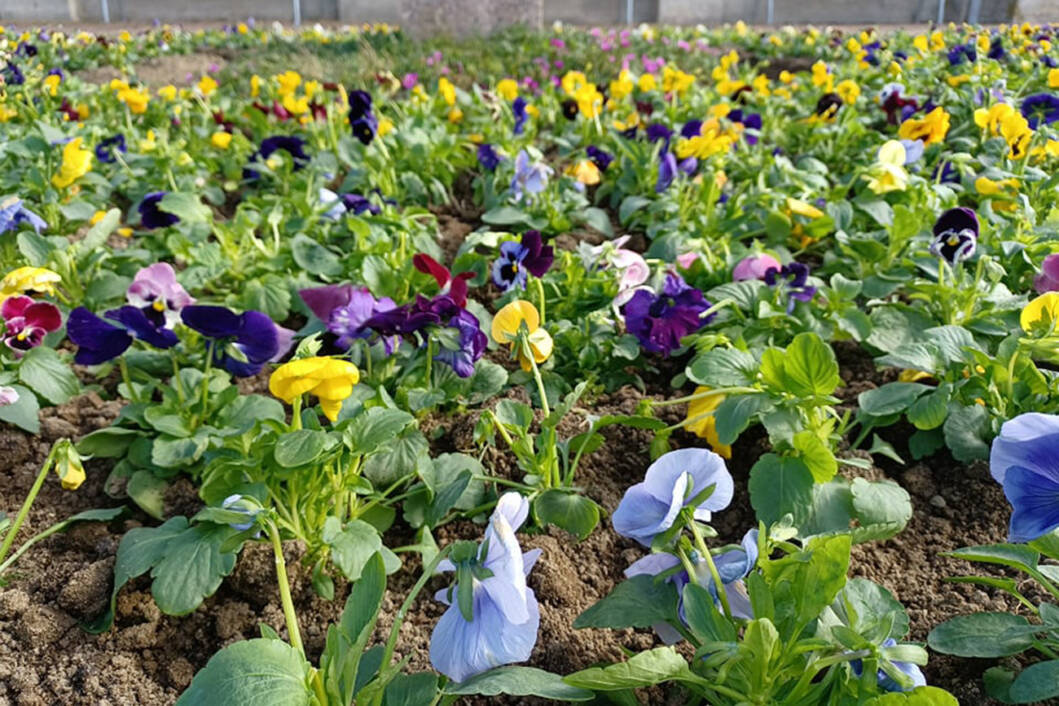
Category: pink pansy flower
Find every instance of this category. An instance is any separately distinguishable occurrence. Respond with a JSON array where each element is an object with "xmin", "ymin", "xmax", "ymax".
[
  {"xmin": 732, "ymin": 254, "xmax": 782, "ymax": 282},
  {"xmin": 676, "ymin": 252, "xmax": 699, "ymax": 270},
  {"xmin": 126, "ymin": 263, "xmax": 195, "ymax": 329},
  {"xmin": 2, "ymin": 295, "xmax": 62, "ymax": 354},
  {"xmin": 1034, "ymin": 253, "xmax": 1059, "ymax": 294},
  {"xmin": 0, "ymin": 385, "xmax": 18, "ymax": 406}
]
